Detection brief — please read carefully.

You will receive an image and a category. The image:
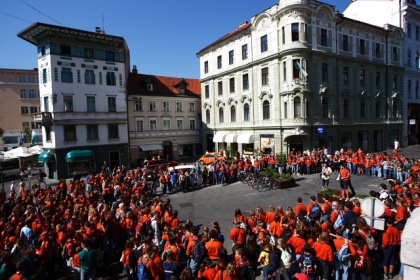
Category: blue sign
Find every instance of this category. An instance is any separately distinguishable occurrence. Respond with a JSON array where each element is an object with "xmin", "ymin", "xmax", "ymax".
[{"xmin": 317, "ymin": 127, "xmax": 324, "ymax": 134}]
